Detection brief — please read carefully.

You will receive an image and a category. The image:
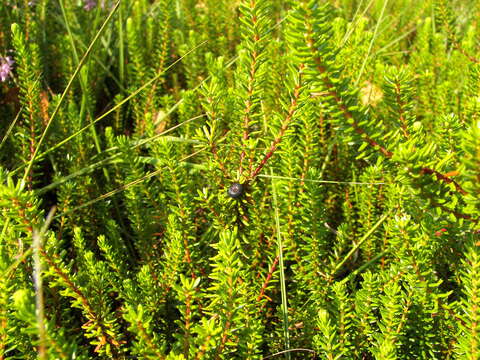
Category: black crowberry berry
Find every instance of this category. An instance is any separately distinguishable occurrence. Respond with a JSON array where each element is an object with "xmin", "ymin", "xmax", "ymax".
[{"xmin": 227, "ymin": 183, "xmax": 244, "ymax": 199}]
